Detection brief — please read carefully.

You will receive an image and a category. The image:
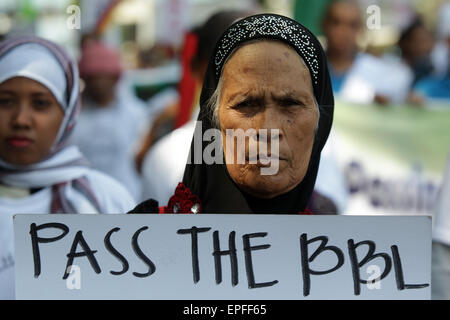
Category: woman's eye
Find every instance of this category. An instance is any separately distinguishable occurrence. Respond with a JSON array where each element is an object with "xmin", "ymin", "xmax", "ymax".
[
  {"xmin": 280, "ymin": 99, "xmax": 303, "ymax": 107},
  {"xmin": 33, "ymin": 99, "xmax": 51, "ymax": 110},
  {"xmin": 0, "ymin": 97, "xmax": 14, "ymax": 107},
  {"xmin": 234, "ymin": 99, "xmax": 258, "ymax": 109}
]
